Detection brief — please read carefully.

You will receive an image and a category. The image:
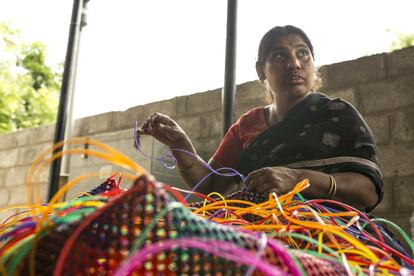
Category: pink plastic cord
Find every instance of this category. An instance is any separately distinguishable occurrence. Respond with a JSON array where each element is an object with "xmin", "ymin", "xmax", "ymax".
[{"xmin": 114, "ymin": 238, "xmax": 297, "ymax": 276}]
